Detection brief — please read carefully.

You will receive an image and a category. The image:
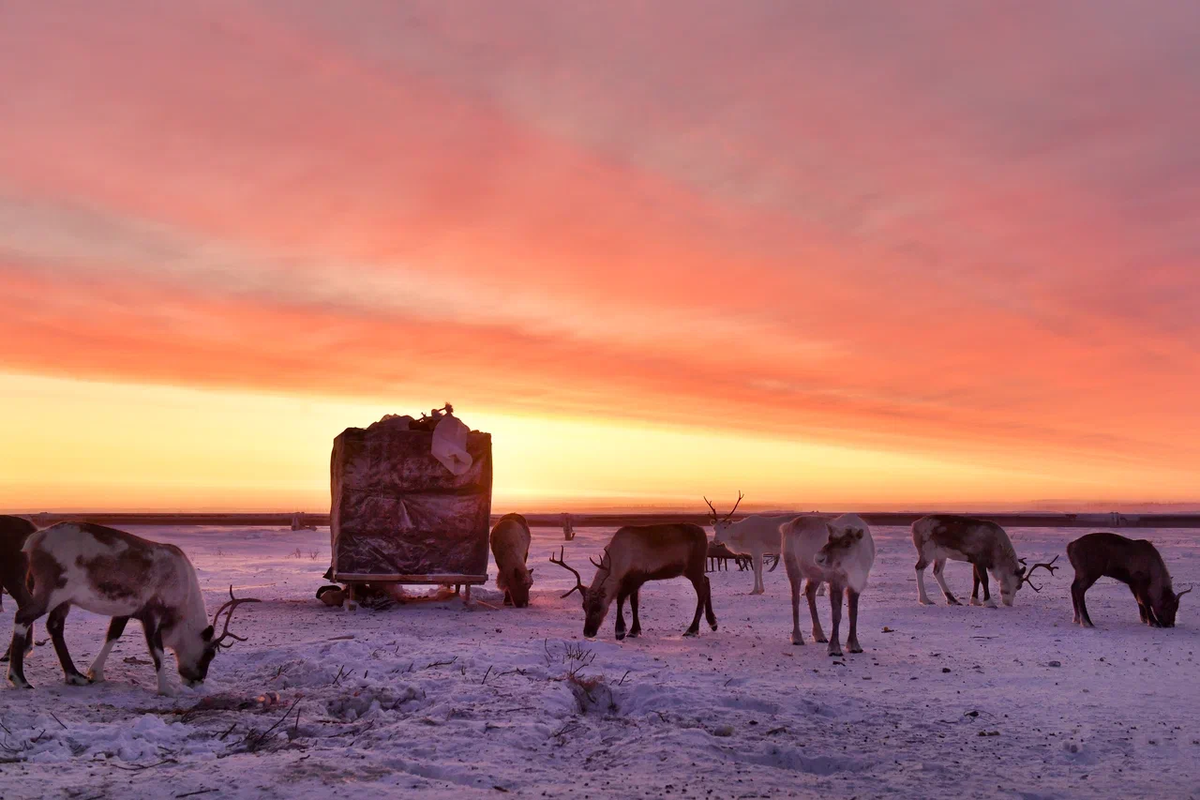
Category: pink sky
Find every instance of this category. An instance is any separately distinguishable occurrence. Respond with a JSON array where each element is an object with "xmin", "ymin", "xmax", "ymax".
[{"xmin": 1, "ymin": 2, "xmax": 1198, "ymax": 508}]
